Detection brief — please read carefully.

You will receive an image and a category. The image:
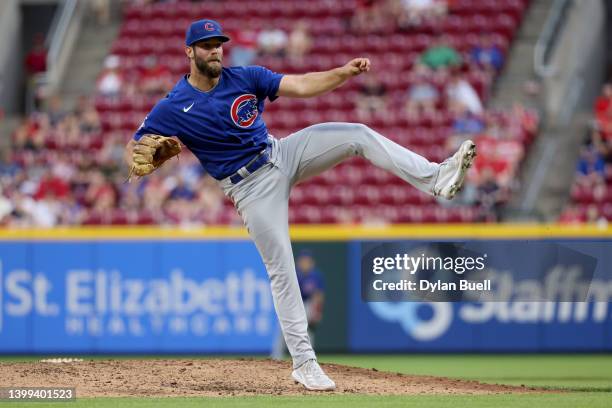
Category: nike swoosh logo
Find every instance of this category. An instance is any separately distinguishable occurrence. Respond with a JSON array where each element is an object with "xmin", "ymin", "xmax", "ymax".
[{"xmin": 183, "ymin": 102, "xmax": 194, "ymax": 112}]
